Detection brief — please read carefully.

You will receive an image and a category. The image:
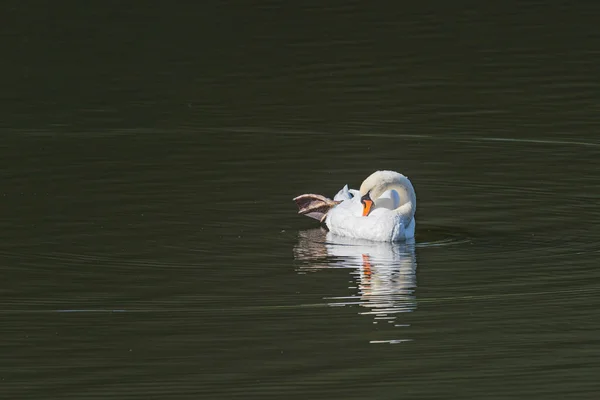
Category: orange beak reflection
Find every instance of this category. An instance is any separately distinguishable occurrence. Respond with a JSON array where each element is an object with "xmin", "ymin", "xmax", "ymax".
[{"xmin": 362, "ymin": 199, "xmax": 373, "ymax": 216}]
